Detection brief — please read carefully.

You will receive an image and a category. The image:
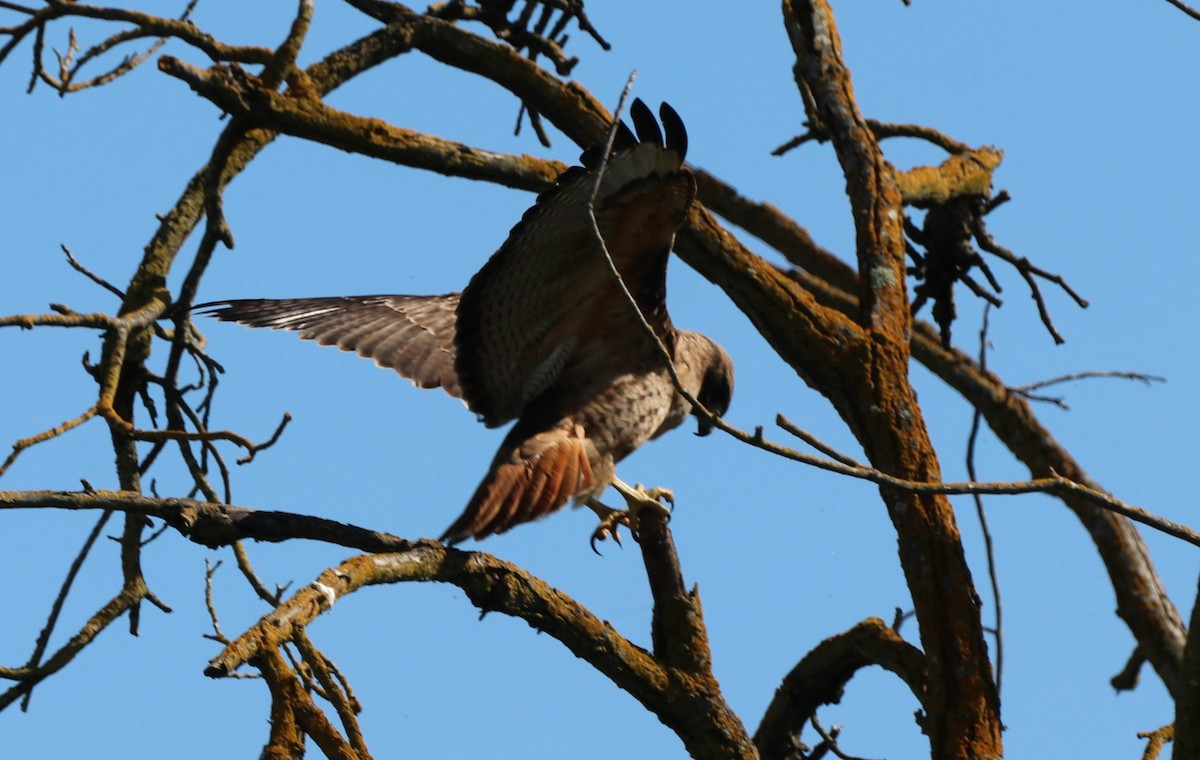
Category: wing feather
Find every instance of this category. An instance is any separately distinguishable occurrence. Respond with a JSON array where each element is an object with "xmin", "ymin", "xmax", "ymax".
[
  {"xmin": 199, "ymin": 295, "xmax": 462, "ymax": 398},
  {"xmin": 455, "ymin": 99, "xmax": 695, "ymax": 427}
]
